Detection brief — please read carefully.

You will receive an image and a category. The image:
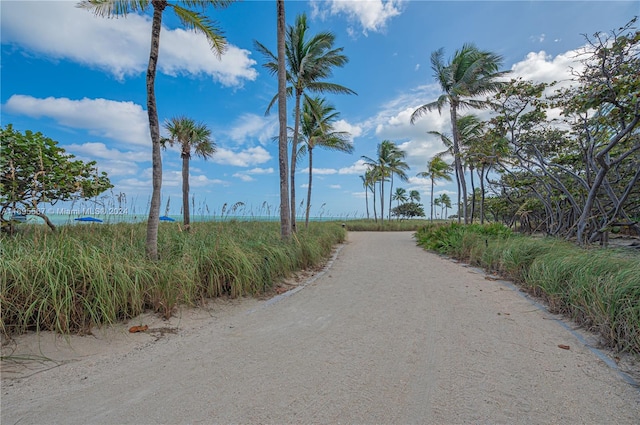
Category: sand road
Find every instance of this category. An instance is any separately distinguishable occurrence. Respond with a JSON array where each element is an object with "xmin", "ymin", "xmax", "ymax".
[{"xmin": 1, "ymin": 231, "xmax": 639, "ymax": 424}]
